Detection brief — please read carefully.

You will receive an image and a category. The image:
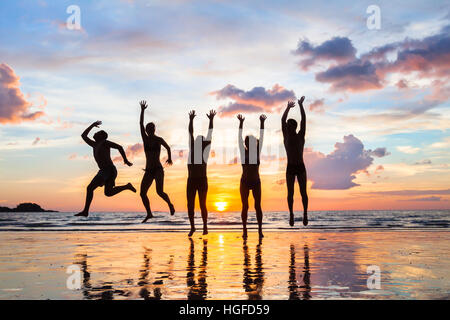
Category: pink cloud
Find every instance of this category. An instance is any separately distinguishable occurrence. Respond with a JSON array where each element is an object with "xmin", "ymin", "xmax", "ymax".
[{"xmin": 0, "ymin": 64, "xmax": 45, "ymax": 124}]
